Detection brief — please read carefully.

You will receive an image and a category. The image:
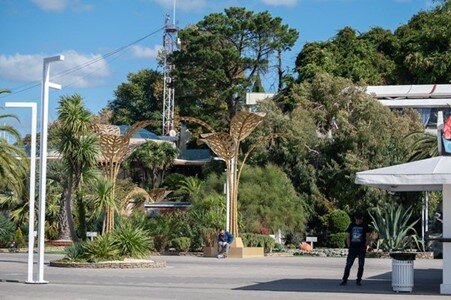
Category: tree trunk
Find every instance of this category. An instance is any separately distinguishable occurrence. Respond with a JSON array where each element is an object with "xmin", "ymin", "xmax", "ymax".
[
  {"xmin": 57, "ymin": 185, "xmax": 71, "ymax": 241},
  {"xmin": 277, "ymin": 49, "xmax": 283, "ymax": 92},
  {"xmin": 65, "ymin": 175, "xmax": 79, "ymax": 242},
  {"xmin": 76, "ymin": 188, "xmax": 87, "ymax": 241}
]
